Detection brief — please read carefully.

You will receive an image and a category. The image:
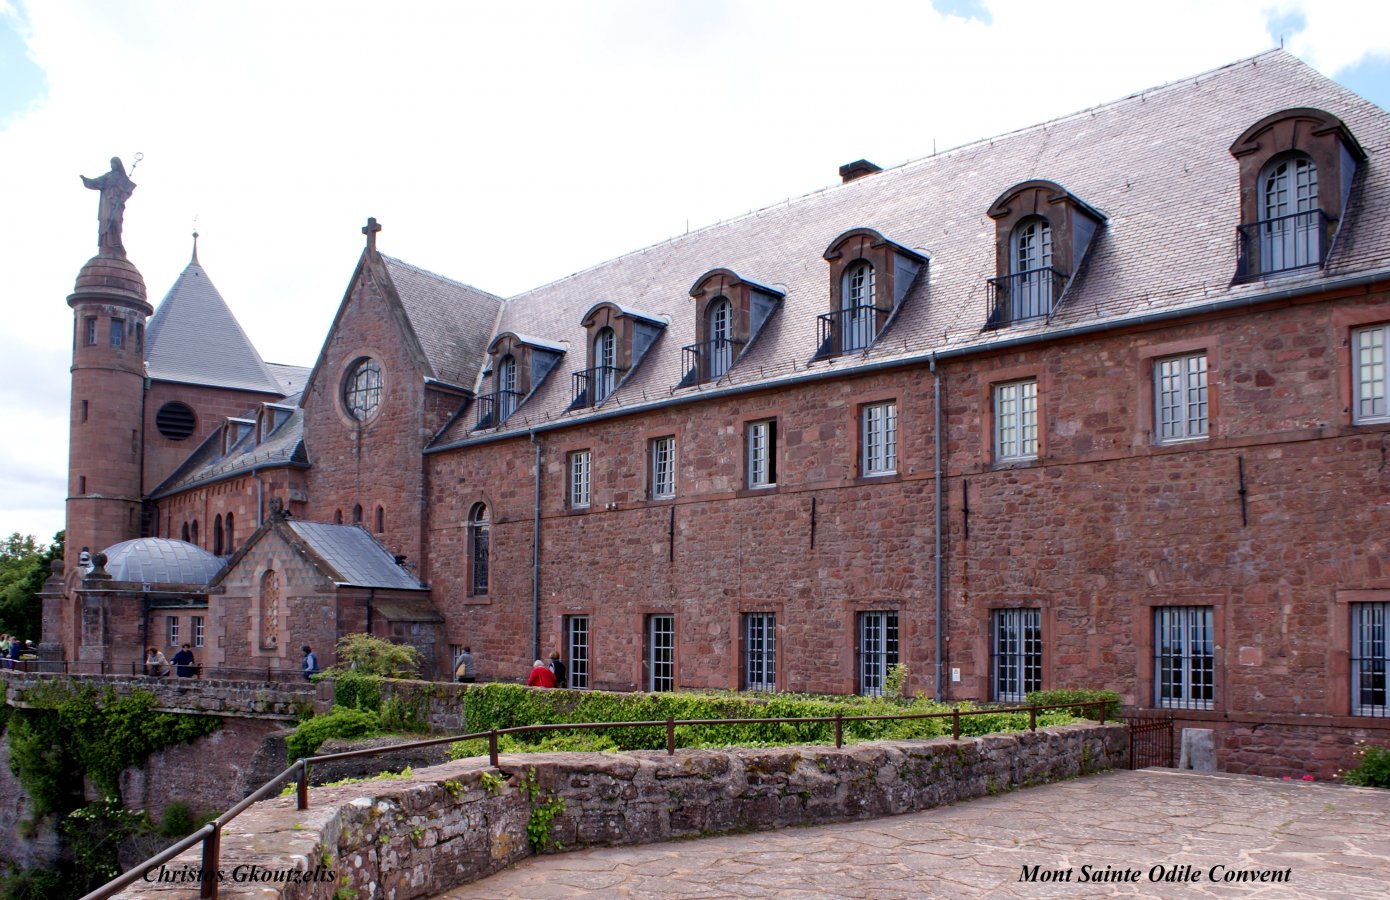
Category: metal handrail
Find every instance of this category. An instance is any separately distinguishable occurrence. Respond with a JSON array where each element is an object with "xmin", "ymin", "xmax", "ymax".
[
  {"xmin": 570, "ymin": 365, "xmax": 627, "ymax": 407},
  {"xmin": 473, "ymin": 390, "xmax": 526, "ymax": 429},
  {"xmin": 77, "ymin": 698, "xmax": 1113, "ymax": 900},
  {"xmin": 1235, "ymin": 208, "xmax": 1330, "ymax": 280},
  {"xmin": 815, "ymin": 304, "xmax": 880, "ymax": 357},
  {"xmin": 680, "ymin": 337, "xmax": 745, "ymax": 384},
  {"xmin": 2, "ymin": 660, "xmax": 313, "ymax": 683},
  {"xmin": 985, "ymin": 267, "xmax": 1067, "ymax": 328}
]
